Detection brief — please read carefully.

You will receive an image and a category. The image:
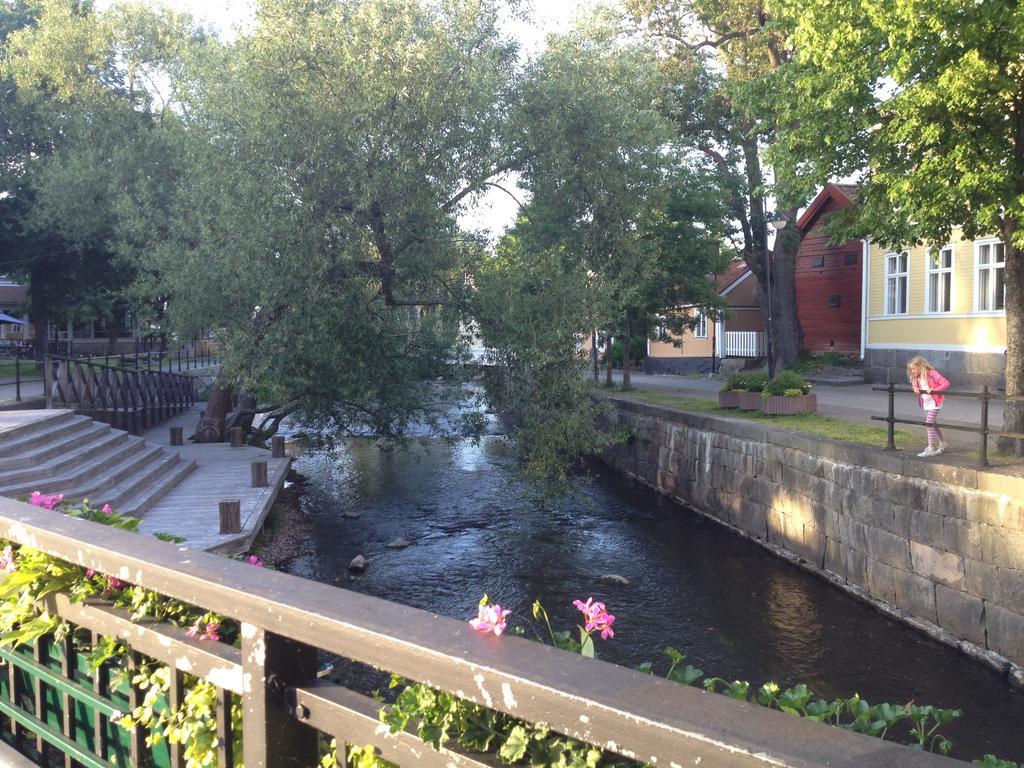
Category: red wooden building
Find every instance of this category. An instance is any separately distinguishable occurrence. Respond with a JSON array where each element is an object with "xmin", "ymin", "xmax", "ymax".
[{"xmin": 794, "ymin": 183, "xmax": 863, "ymax": 356}]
